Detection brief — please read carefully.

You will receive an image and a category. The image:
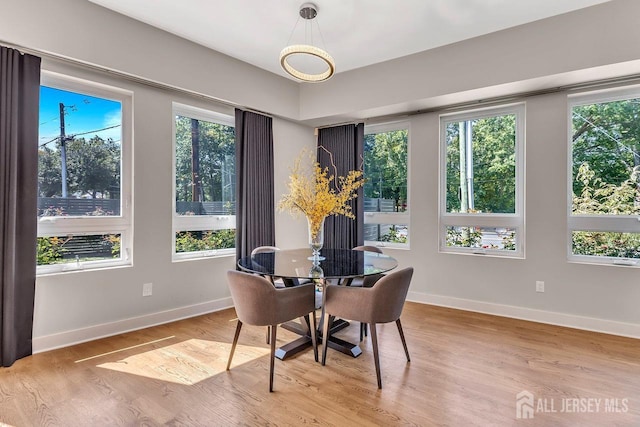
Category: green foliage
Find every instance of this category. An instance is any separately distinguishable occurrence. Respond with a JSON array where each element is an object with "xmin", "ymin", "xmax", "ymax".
[
  {"xmin": 573, "ymin": 231, "xmax": 640, "ymax": 258},
  {"xmin": 446, "ymin": 114, "xmax": 516, "ymax": 214},
  {"xmin": 502, "ymin": 232, "xmax": 516, "ymax": 251},
  {"xmin": 38, "ymin": 136, "xmax": 120, "ymax": 198},
  {"xmin": 38, "ymin": 147, "xmax": 62, "ymax": 197},
  {"xmin": 36, "ymin": 237, "xmax": 66, "ymax": 265},
  {"xmin": 175, "ymin": 229, "xmax": 236, "ymax": 253},
  {"xmin": 379, "ymin": 226, "xmax": 407, "ymax": 243},
  {"xmin": 175, "ymin": 116, "xmax": 235, "ymax": 204},
  {"xmin": 445, "ymin": 227, "xmax": 515, "ymax": 250},
  {"xmin": 572, "ymin": 98, "xmax": 640, "ymax": 198},
  {"xmin": 104, "ymin": 234, "xmax": 121, "ymax": 257},
  {"xmin": 445, "ymin": 226, "xmax": 483, "ymax": 248},
  {"xmin": 572, "ymin": 163, "xmax": 640, "ymax": 258},
  {"xmin": 573, "ymin": 163, "xmax": 640, "ymax": 215},
  {"xmin": 37, "ymin": 234, "xmax": 121, "ymax": 266},
  {"xmin": 364, "ymin": 130, "xmax": 408, "ymax": 211}
]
